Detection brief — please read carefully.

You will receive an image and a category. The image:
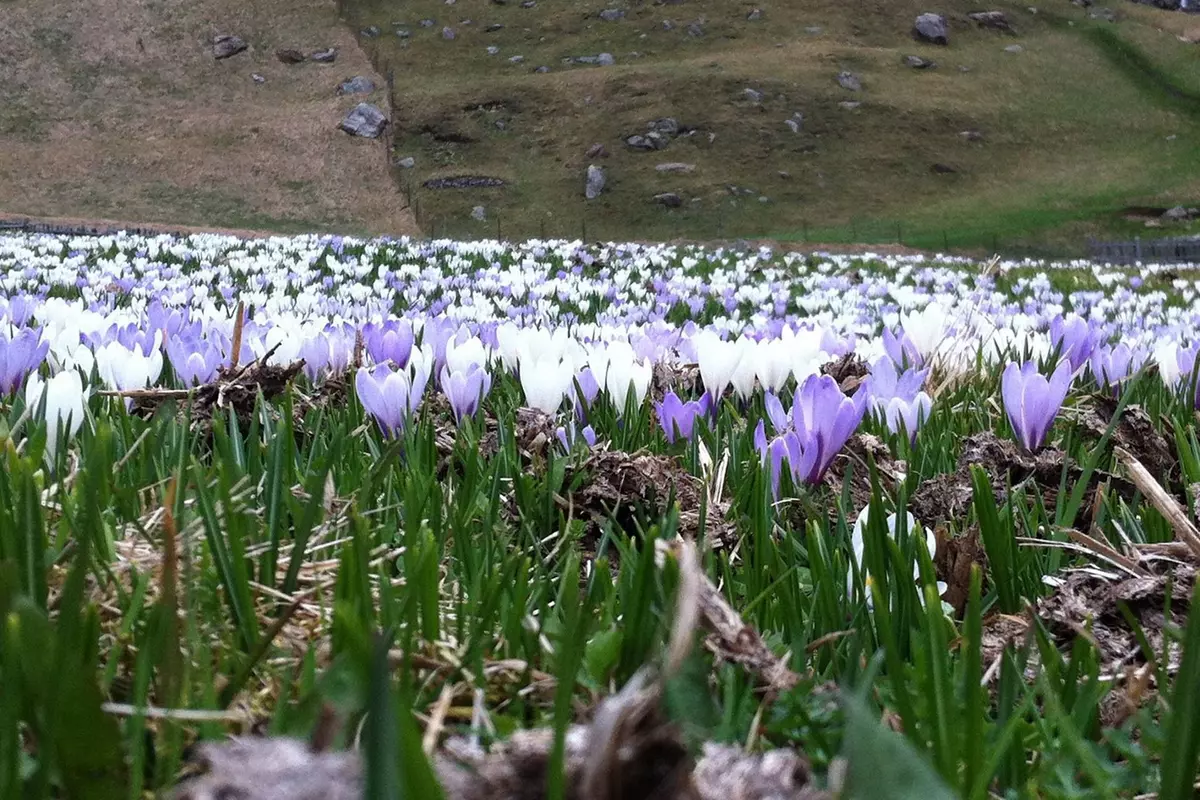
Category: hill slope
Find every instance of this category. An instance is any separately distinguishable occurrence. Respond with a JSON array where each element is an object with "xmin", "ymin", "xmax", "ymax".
[
  {"xmin": 349, "ymin": 0, "xmax": 1200, "ymax": 250},
  {"xmin": 0, "ymin": 0, "xmax": 415, "ymax": 235}
]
